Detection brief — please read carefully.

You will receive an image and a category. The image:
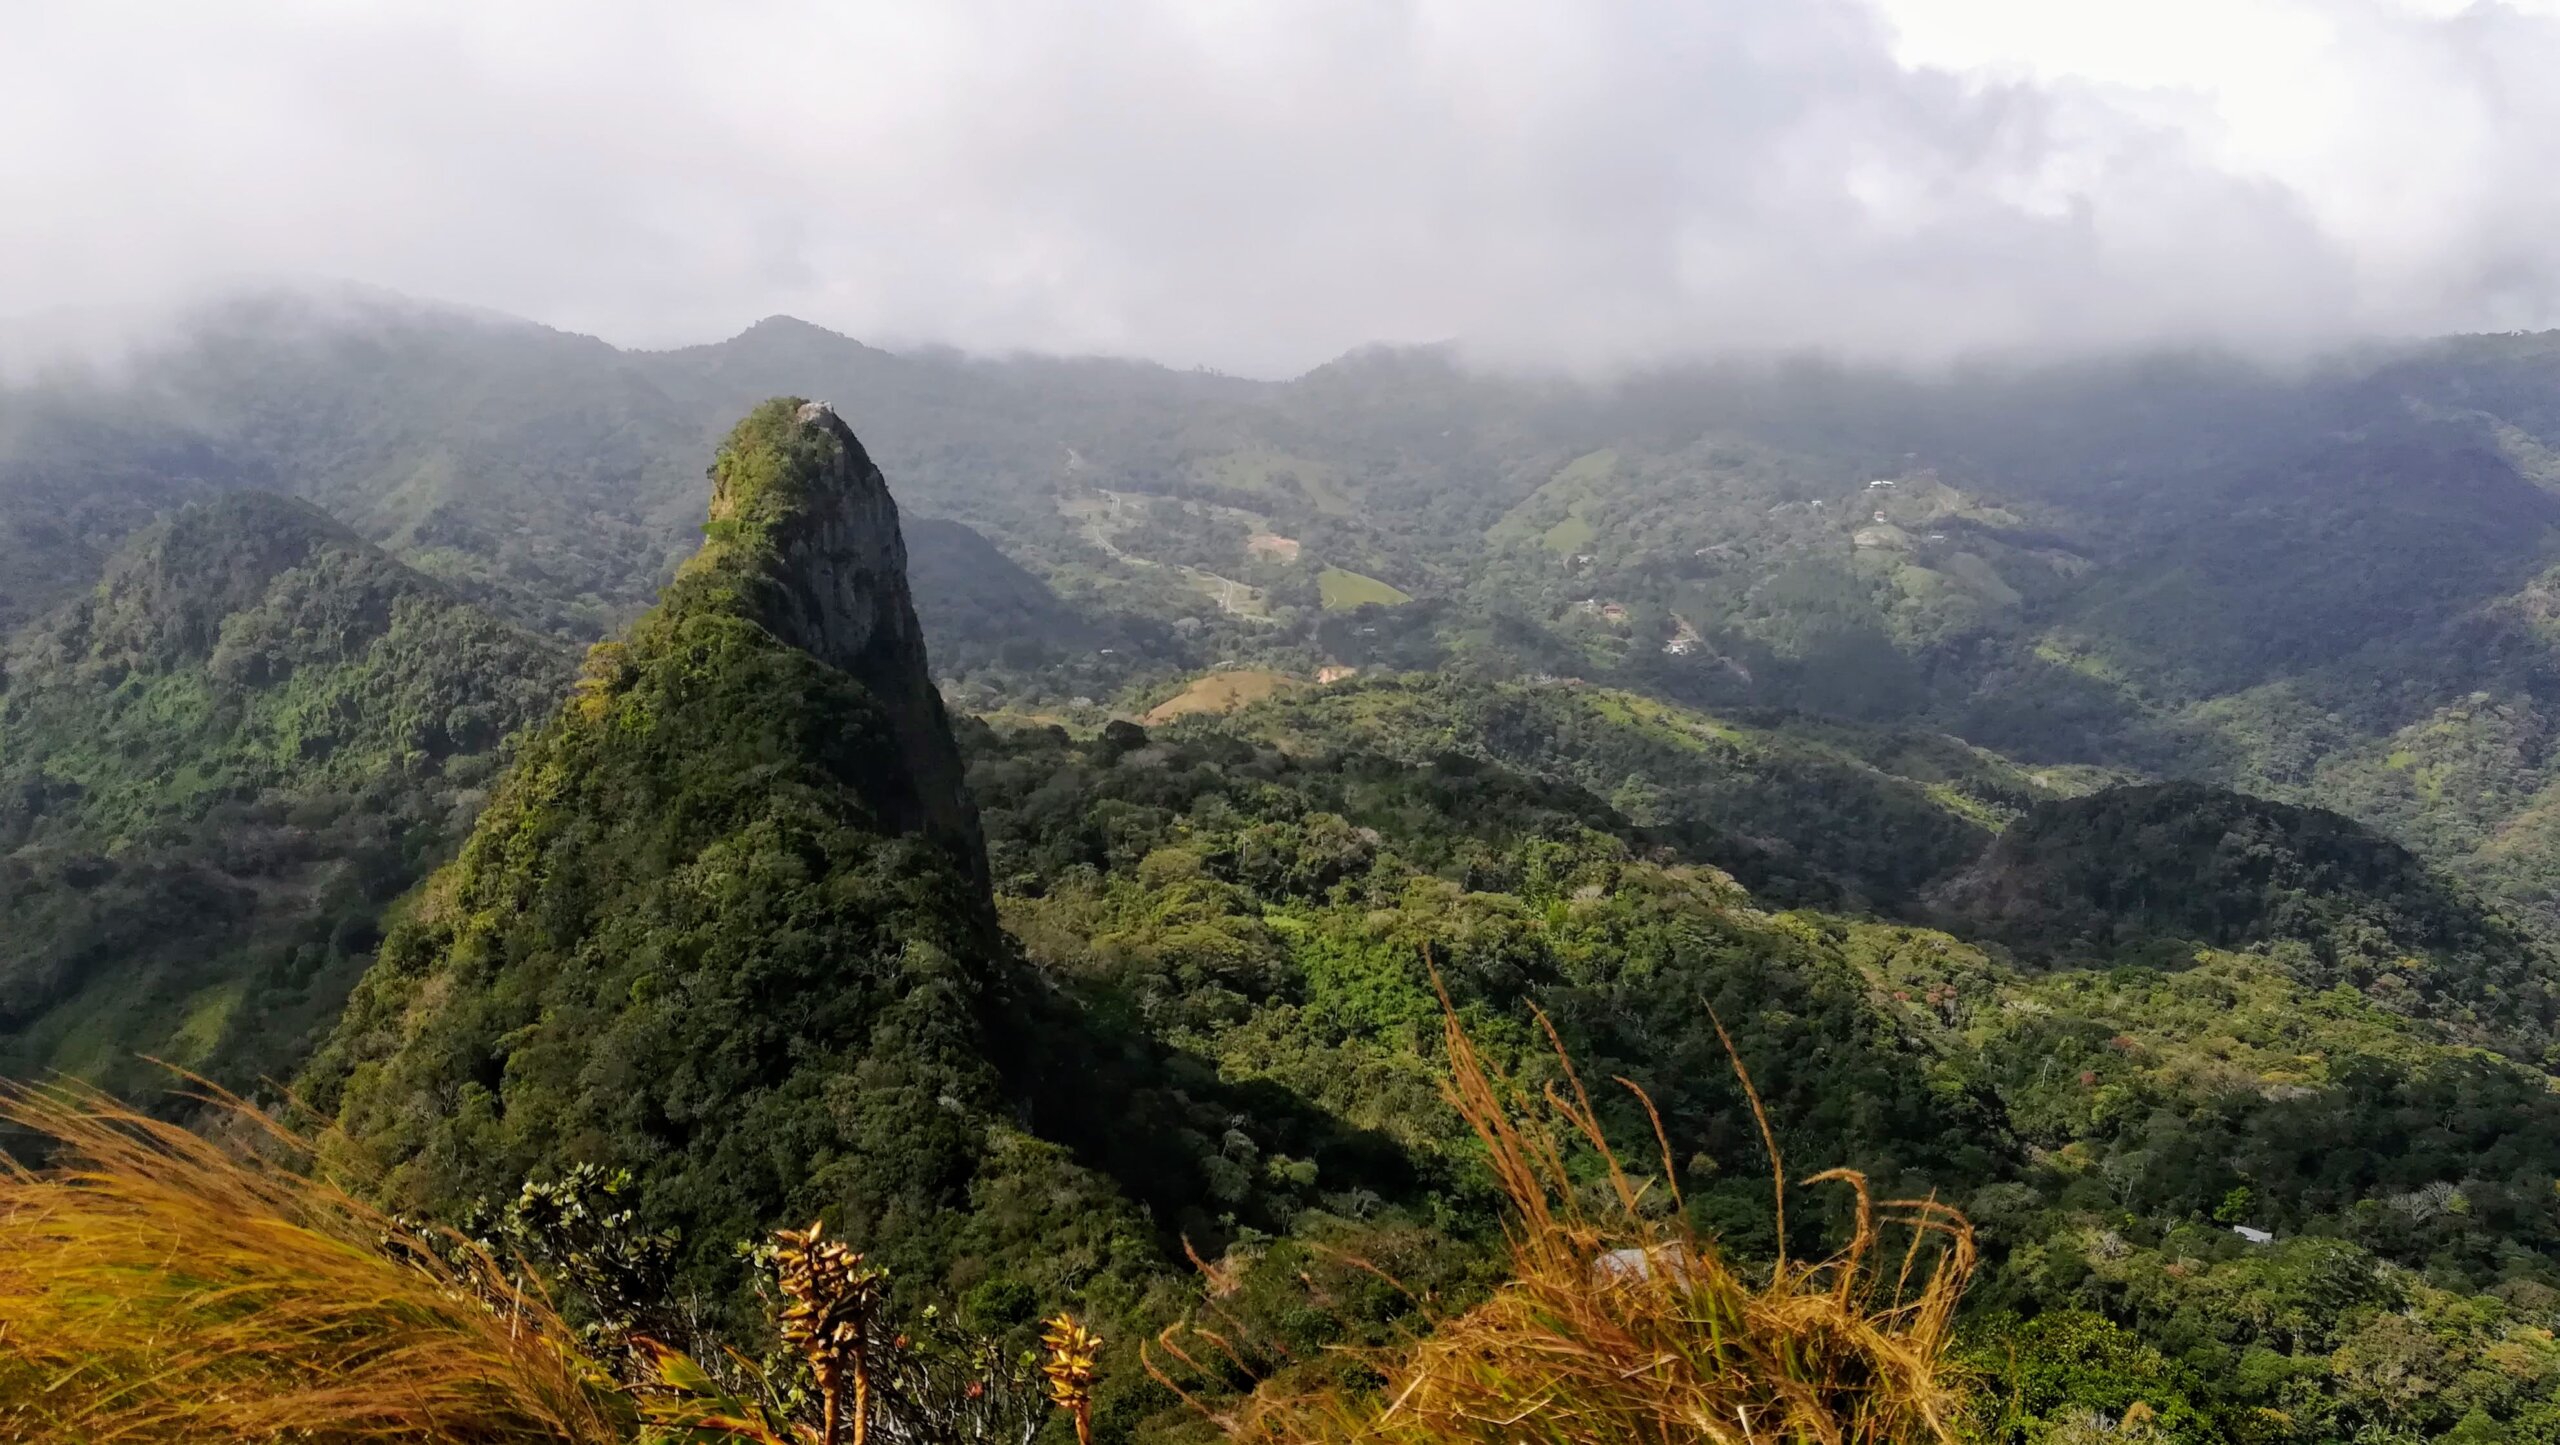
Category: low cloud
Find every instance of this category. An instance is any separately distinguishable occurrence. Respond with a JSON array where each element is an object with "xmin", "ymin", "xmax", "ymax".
[{"xmin": 6, "ymin": 0, "xmax": 2560, "ymax": 375}]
